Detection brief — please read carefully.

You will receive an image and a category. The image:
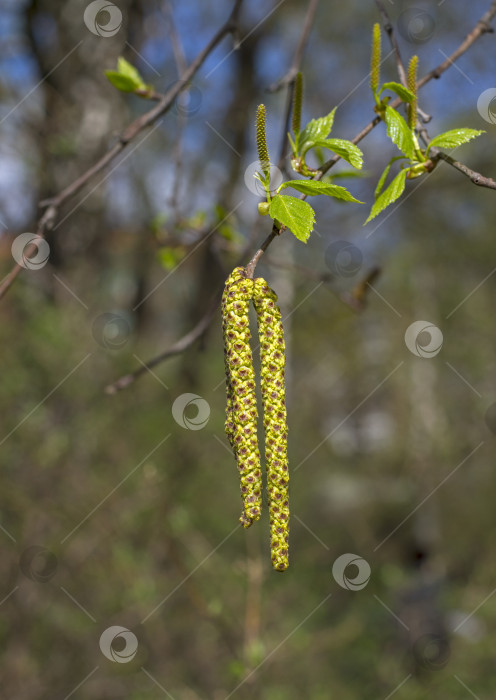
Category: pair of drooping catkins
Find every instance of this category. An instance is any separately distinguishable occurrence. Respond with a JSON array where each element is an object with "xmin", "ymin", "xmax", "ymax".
[{"xmin": 222, "ymin": 267, "xmax": 289, "ymax": 571}]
